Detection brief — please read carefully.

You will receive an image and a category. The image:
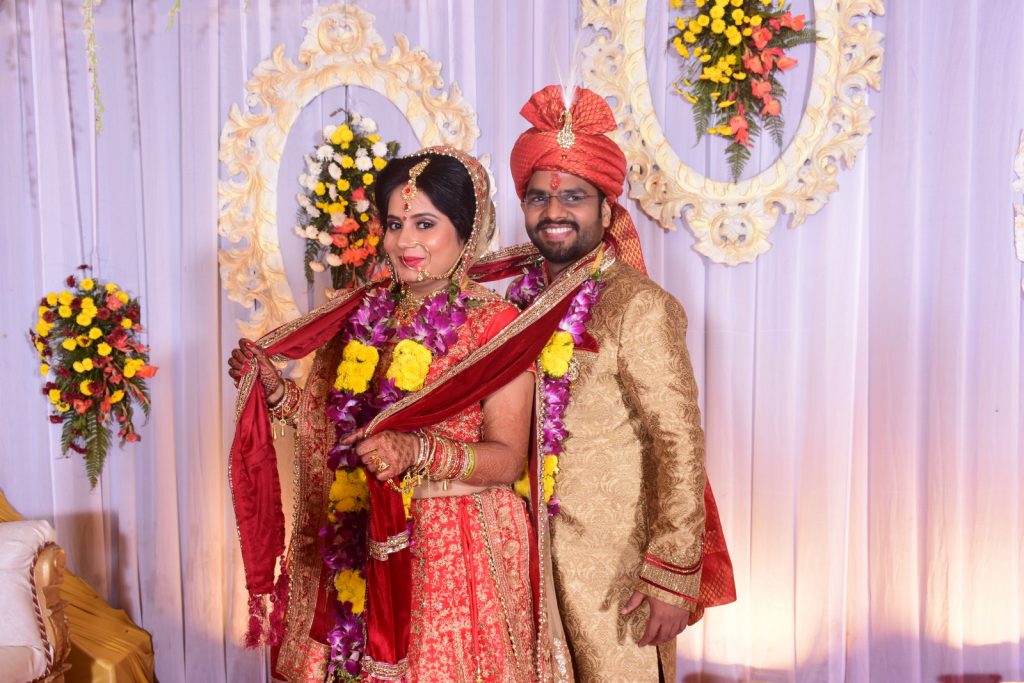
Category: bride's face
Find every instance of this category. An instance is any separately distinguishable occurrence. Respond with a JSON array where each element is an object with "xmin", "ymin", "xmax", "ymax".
[{"xmin": 382, "ymin": 190, "xmax": 465, "ymax": 290}]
